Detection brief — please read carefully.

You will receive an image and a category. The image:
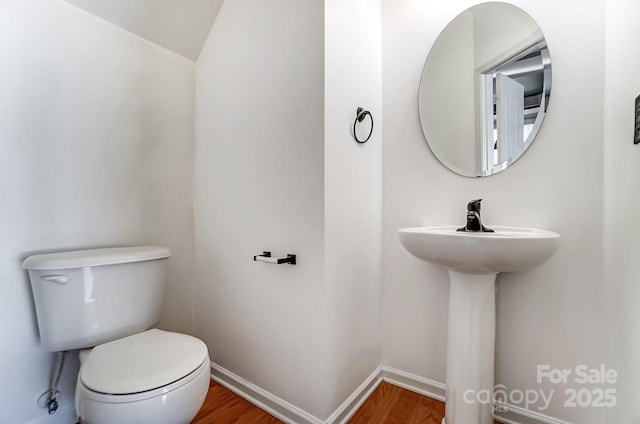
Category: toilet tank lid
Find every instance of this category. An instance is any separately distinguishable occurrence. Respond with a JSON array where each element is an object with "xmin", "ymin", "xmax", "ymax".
[{"xmin": 22, "ymin": 246, "xmax": 171, "ymax": 270}]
